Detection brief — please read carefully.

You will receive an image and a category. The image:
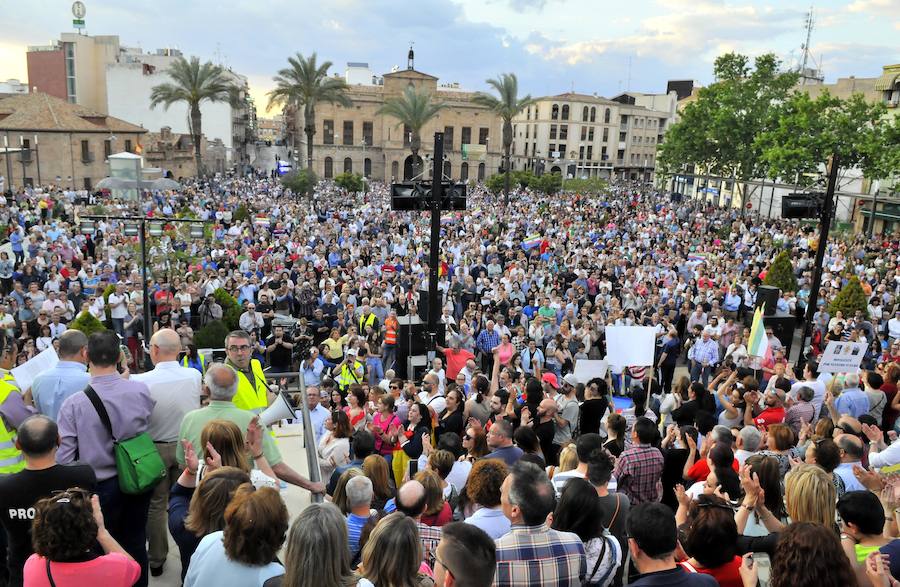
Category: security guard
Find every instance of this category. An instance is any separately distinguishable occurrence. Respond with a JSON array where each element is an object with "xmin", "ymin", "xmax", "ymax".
[
  {"xmin": 223, "ymin": 330, "xmax": 270, "ymax": 413},
  {"xmin": 357, "ymin": 304, "xmax": 379, "ymax": 334},
  {"xmin": 0, "ymin": 372, "xmax": 27, "ymax": 475}
]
